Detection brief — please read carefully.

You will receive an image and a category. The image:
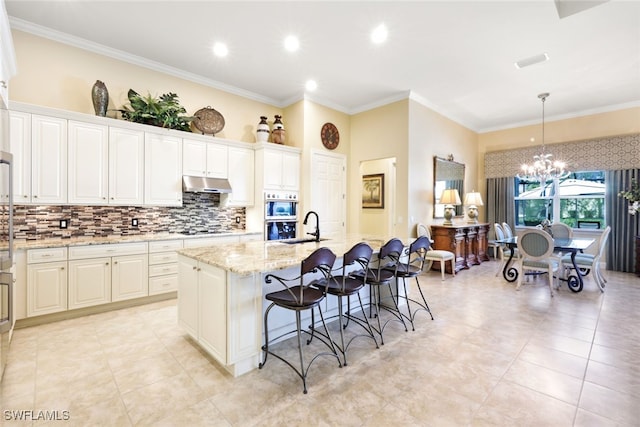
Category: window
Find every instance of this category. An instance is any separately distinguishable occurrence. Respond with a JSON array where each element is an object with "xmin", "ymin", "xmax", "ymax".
[{"xmin": 514, "ymin": 171, "xmax": 605, "ymax": 228}]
